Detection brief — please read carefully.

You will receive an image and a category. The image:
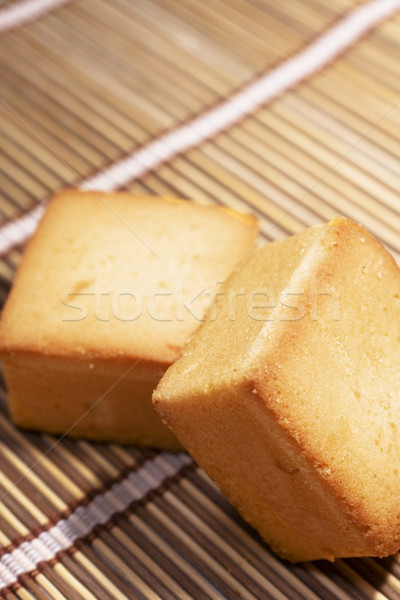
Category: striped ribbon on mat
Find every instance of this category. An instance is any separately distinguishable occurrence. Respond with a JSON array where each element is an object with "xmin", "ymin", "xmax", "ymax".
[{"xmin": 1, "ymin": 0, "xmax": 400, "ymax": 598}]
